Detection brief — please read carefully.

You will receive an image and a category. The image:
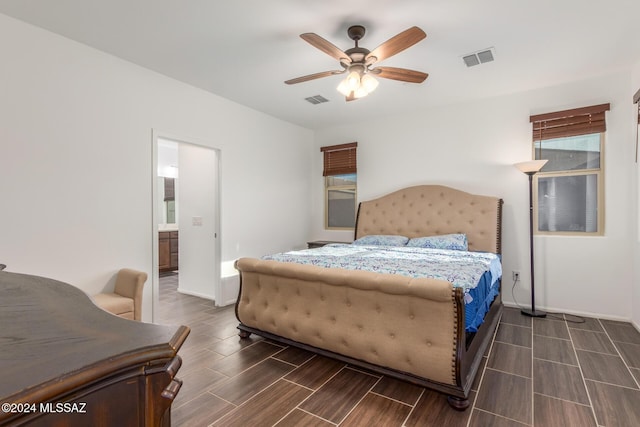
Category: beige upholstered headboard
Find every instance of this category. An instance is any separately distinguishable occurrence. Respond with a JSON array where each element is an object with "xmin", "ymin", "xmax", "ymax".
[{"xmin": 355, "ymin": 185, "xmax": 503, "ymax": 254}]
